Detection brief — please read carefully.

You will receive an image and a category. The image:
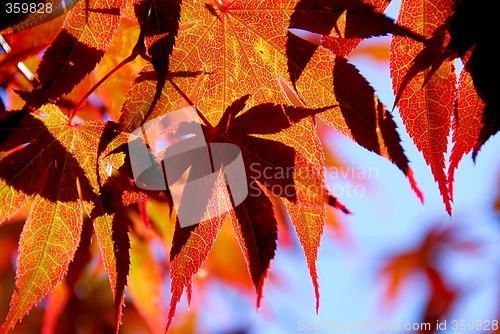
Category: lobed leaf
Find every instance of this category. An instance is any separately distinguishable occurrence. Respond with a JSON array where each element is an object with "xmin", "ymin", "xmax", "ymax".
[
  {"xmin": 118, "ymin": 0, "xmax": 419, "ymax": 208},
  {"xmin": 0, "ymin": 107, "xmax": 87, "ymax": 333},
  {"xmin": 161, "ymin": 97, "xmax": 349, "ymax": 329},
  {"xmin": 128, "ymin": 0, "xmax": 183, "ymax": 125},
  {"xmin": 1, "ymin": 0, "xmax": 482, "ymax": 331},
  {"xmin": 41, "ymin": 218, "xmax": 93, "ymax": 334},
  {"xmin": 87, "ymin": 190, "xmax": 131, "ymax": 333}
]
